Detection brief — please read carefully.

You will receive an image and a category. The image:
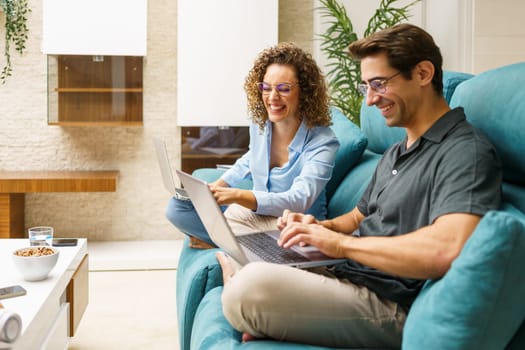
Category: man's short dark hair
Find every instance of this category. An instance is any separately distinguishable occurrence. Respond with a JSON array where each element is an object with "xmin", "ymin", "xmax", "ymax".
[{"xmin": 348, "ymin": 23, "xmax": 444, "ymax": 96}]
